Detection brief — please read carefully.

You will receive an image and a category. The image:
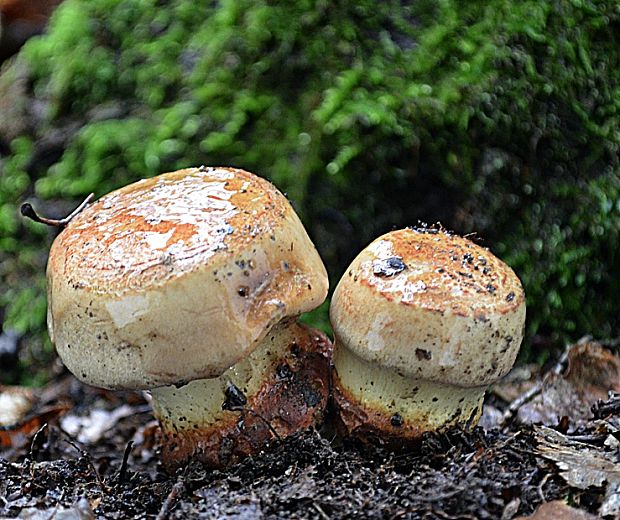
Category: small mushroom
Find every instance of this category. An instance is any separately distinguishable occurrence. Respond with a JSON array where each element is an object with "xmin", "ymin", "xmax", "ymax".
[
  {"xmin": 329, "ymin": 227, "xmax": 525, "ymax": 442},
  {"xmin": 45, "ymin": 166, "xmax": 331, "ymax": 470}
]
